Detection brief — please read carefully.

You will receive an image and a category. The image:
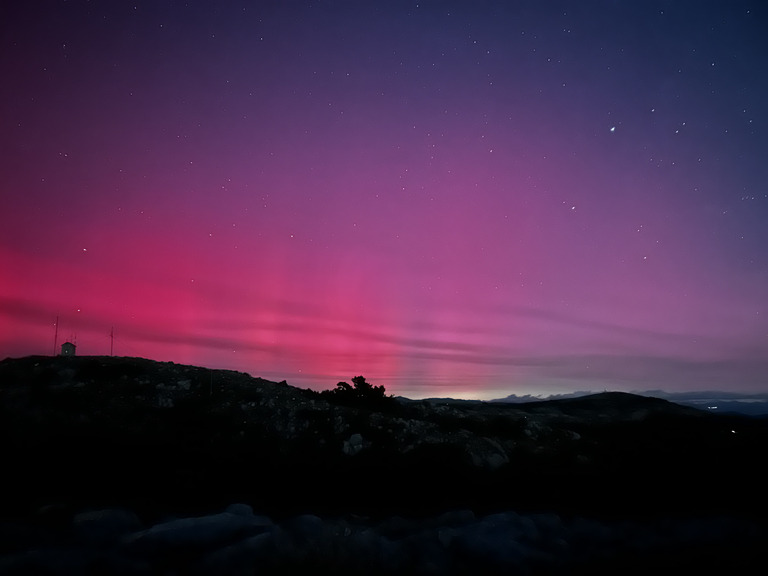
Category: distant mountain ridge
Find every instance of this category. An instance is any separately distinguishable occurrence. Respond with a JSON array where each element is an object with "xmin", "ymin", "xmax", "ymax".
[{"xmin": 494, "ymin": 389, "xmax": 768, "ymax": 416}]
